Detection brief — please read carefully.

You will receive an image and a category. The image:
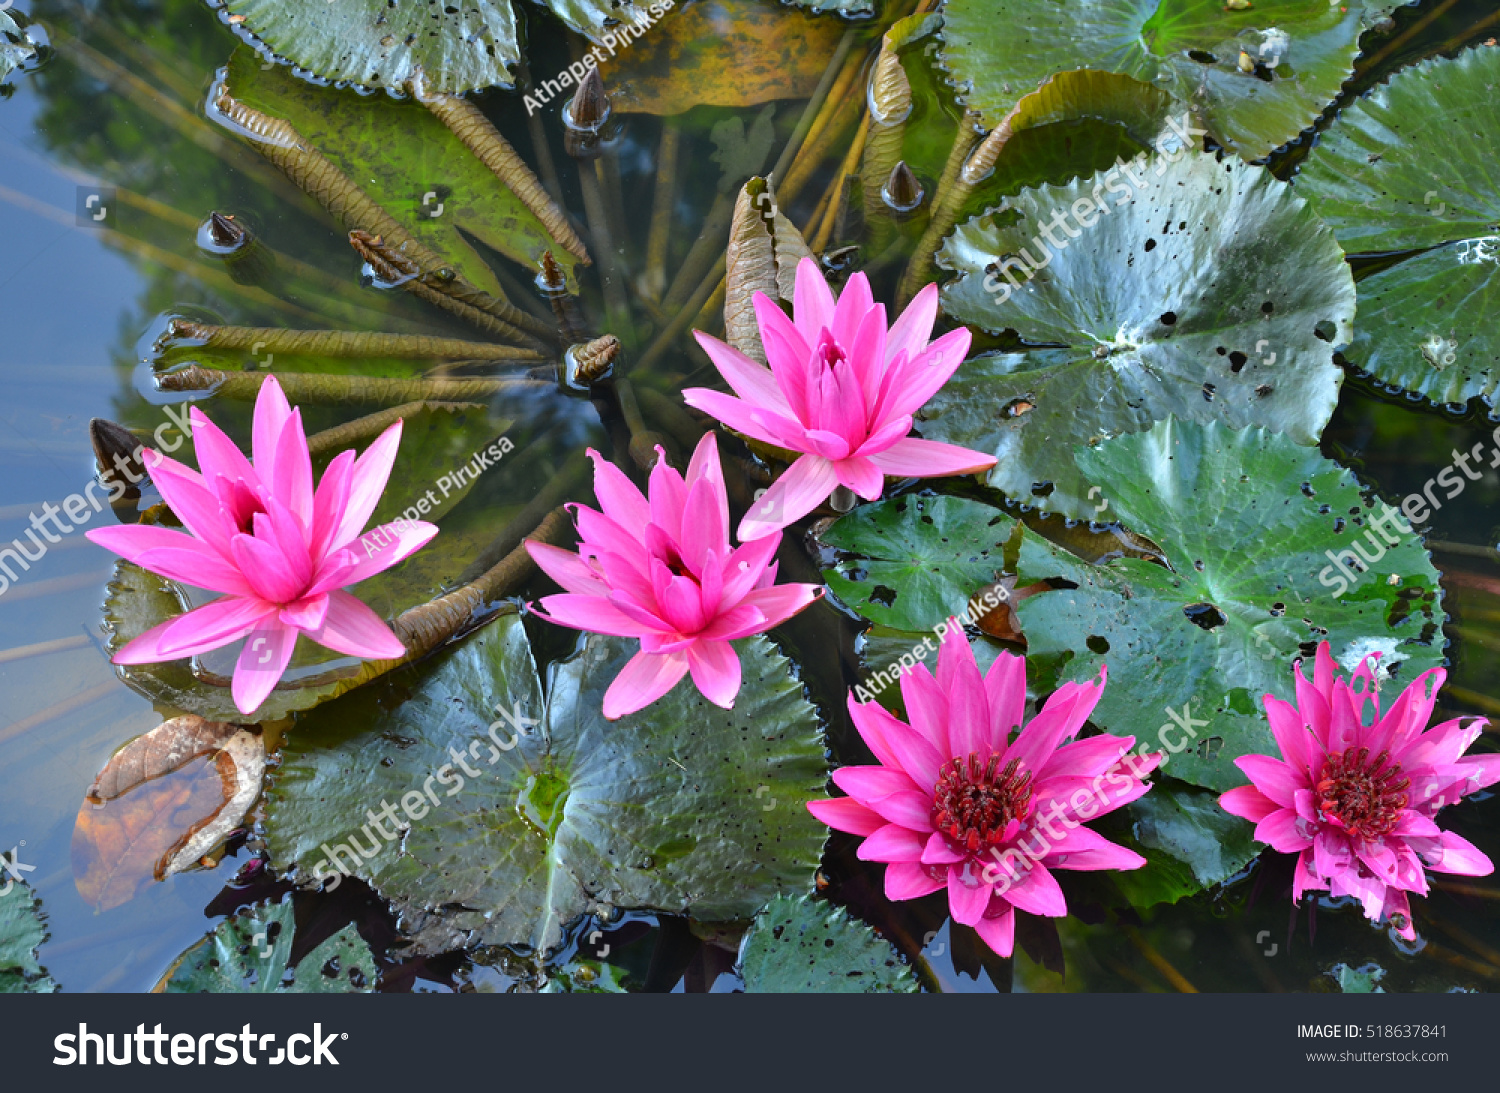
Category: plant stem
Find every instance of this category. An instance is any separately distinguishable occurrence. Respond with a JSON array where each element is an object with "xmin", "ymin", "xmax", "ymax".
[
  {"xmin": 161, "ymin": 321, "xmax": 547, "ymax": 361},
  {"xmin": 305, "ymin": 402, "xmax": 493, "ymax": 458},
  {"xmin": 897, "ymin": 113, "xmax": 983, "ymax": 306},
  {"xmin": 768, "ymin": 28, "xmax": 859, "ymax": 187},
  {"xmin": 455, "ymin": 454, "xmax": 589, "ymax": 584},
  {"xmin": 156, "ymin": 365, "xmax": 550, "ymax": 406},
  {"xmin": 642, "ymin": 120, "xmax": 682, "ymax": 302},
  {"xmin": 422, "ymin": 93, "xmax": 592, "ymax": 264}
]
